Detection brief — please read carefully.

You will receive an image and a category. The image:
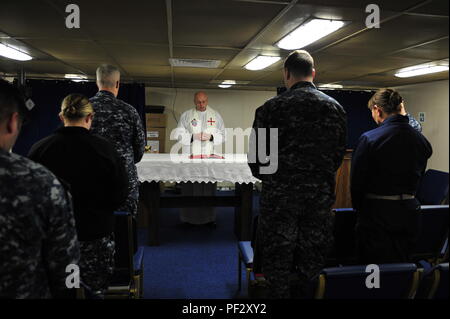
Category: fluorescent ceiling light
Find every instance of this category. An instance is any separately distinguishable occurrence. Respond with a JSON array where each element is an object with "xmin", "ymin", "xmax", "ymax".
[
  {"xmin": 65, "ymin": 74, "xmax": 88, "ymax": 82},
  {"xmin": 244, "ymin": 56, "xmax": 281, "ymax": 71},
  {"xmin": 218, "ymin": 80, "xmax": 236, "ymax": 88},
  {"xmin": 169, "ymin": 58, "xmax": 221, "ymax": 68},
  {"xmin": 276, "ymin": 19, "xmax": 346, "ymax": 50},
  {"xmin": 318, "ymin": 83, "xmax": 343, "ymax": 89},
  {"xmin": 0, "ymin": 43, "xmax": 32, "ymax": 61},
  {"xmin": 395, "ymin": 63, "xmax": 449, "ymax": 78}
]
